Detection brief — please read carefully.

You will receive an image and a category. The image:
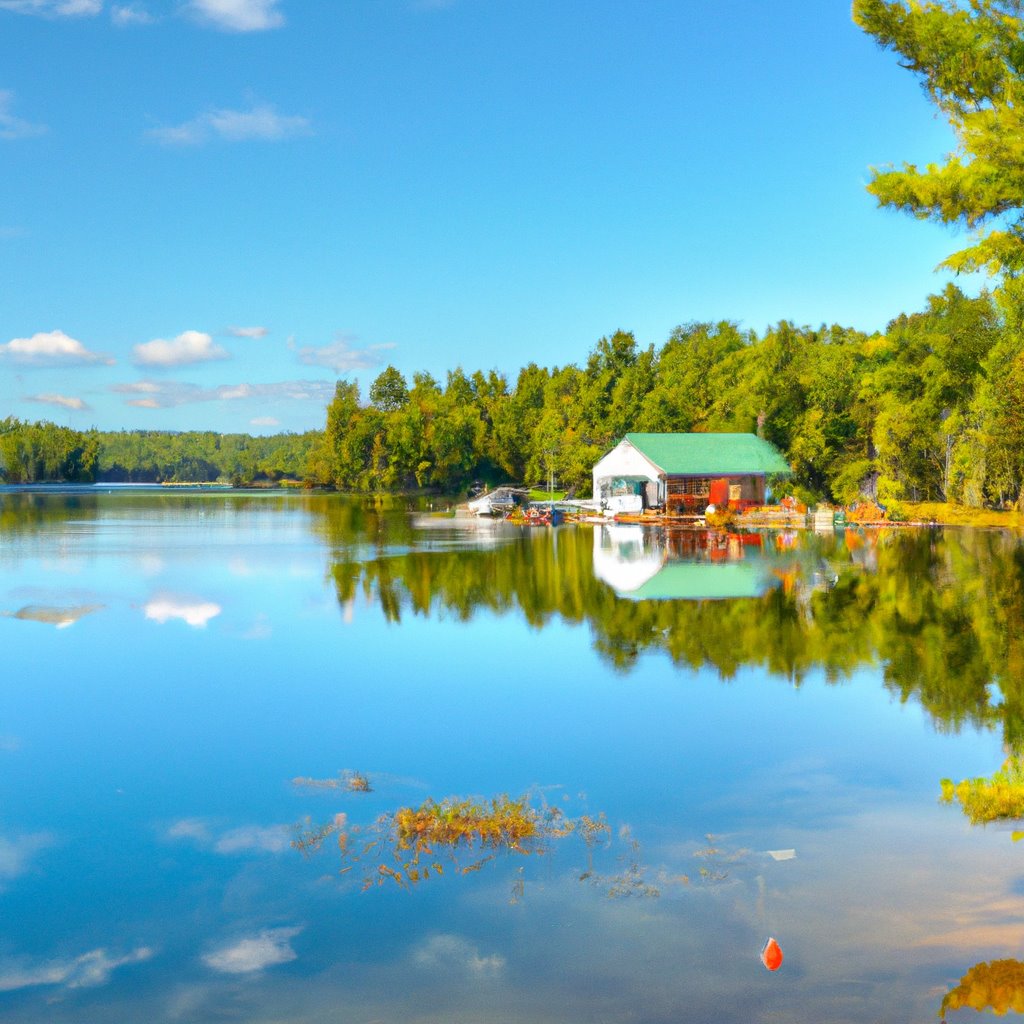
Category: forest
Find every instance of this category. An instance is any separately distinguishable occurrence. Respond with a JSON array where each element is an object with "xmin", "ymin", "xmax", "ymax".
[
  {"xmin": 0, "ymin": 420, "xmax": 318, "ymax": 486},
  {"xmin": 304, "ymin": 283, "xmax": 1016, "ymax": 508}
]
